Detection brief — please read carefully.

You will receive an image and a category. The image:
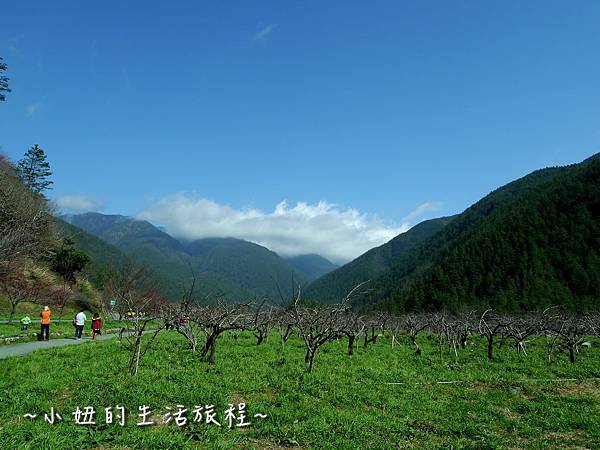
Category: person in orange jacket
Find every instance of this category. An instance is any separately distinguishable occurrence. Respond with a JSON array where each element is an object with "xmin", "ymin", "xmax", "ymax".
[{"xmin": 40, "ymin": 306, "xmax": 51, "ymax": 341}]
